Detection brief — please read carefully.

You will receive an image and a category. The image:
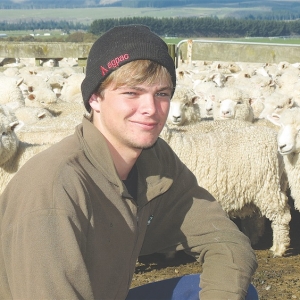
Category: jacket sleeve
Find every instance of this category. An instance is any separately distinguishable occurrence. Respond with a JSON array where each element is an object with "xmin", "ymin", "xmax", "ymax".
[
  {"xmin": 1, "ymin": 208, "xmax": 94, "ymax": 299},
  {"xmin": 141, "ymin": 140, "xmax": 258, "ymax": 300}
]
